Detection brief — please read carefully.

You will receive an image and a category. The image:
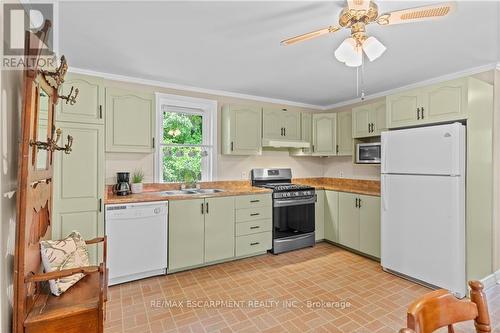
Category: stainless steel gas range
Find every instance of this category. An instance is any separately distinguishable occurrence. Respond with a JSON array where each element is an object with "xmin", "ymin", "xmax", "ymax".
[{"xmin": 251, "ymin": 168, "xmax": 315, "ymax": 254}]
